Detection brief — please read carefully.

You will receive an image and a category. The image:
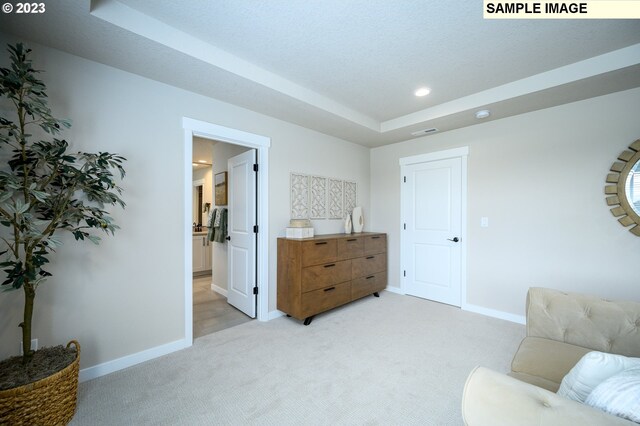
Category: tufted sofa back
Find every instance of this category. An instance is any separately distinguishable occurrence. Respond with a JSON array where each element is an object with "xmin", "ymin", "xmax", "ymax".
[{"xmin": 526, "ymin": 287, "xmax": 640, "ymax": 357}]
